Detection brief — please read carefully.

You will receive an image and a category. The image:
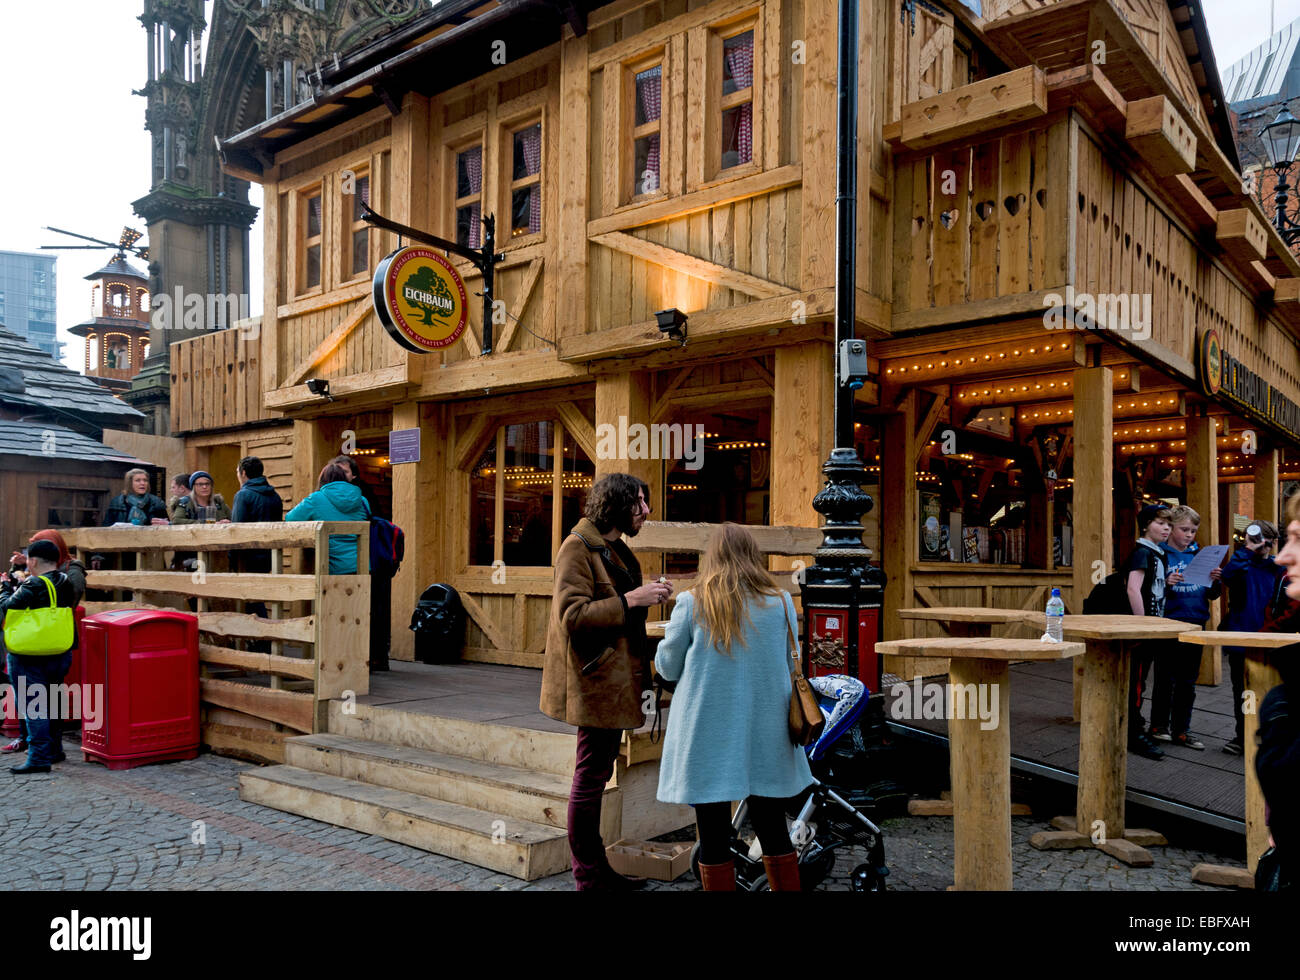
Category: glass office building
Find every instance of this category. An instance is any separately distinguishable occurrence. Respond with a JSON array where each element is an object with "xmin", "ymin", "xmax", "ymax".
[{"xmin": 0, "ymin": 250, "xmax": 59, "ymax": 359}]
